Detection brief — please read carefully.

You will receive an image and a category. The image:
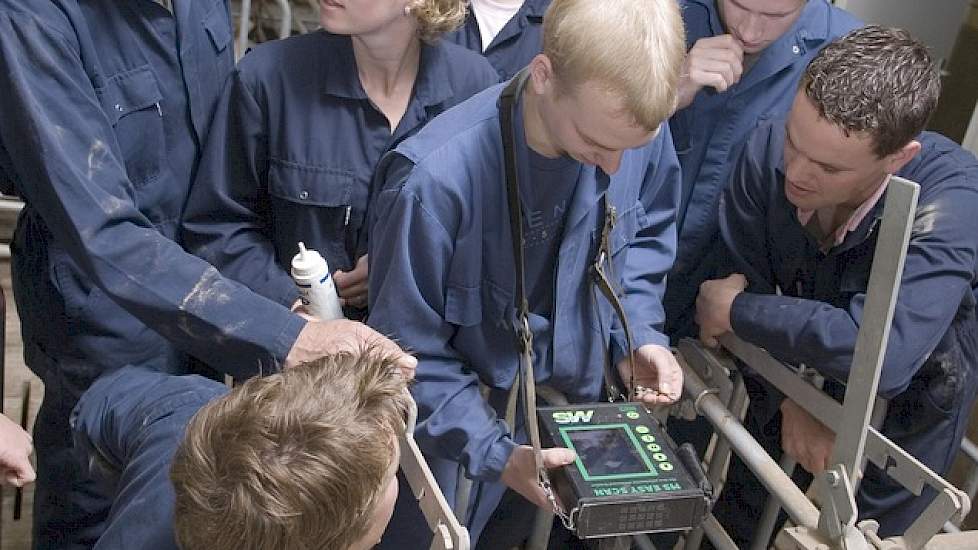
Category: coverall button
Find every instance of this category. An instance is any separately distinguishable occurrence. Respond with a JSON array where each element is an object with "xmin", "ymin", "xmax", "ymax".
[
  {"xmin": 792, "ymin": 45, "xmax": 801, "ymax": 55},
  {"xmin": 299, "ymin": 190, "xmax": 309, "ymax": 200}
]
